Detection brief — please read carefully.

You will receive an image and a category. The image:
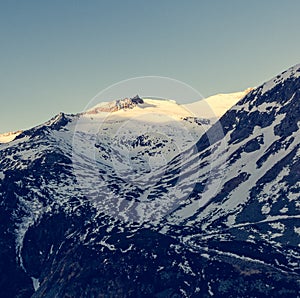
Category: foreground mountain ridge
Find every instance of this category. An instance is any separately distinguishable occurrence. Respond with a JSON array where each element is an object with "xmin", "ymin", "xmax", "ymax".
[{"xmin": 0, "ymin": 65, "xmax": 299, "ymax": 297}]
